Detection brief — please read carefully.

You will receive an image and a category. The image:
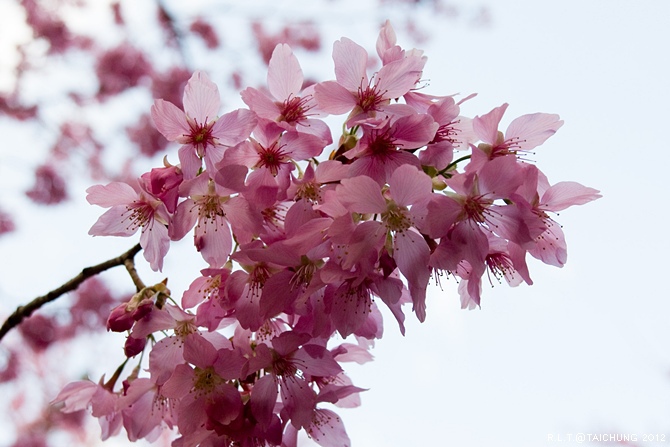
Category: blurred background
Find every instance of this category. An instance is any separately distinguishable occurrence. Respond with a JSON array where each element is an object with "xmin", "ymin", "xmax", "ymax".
[{"xmin": 0, "ymin": 0, "xmax": 668, "ymax": 446}]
